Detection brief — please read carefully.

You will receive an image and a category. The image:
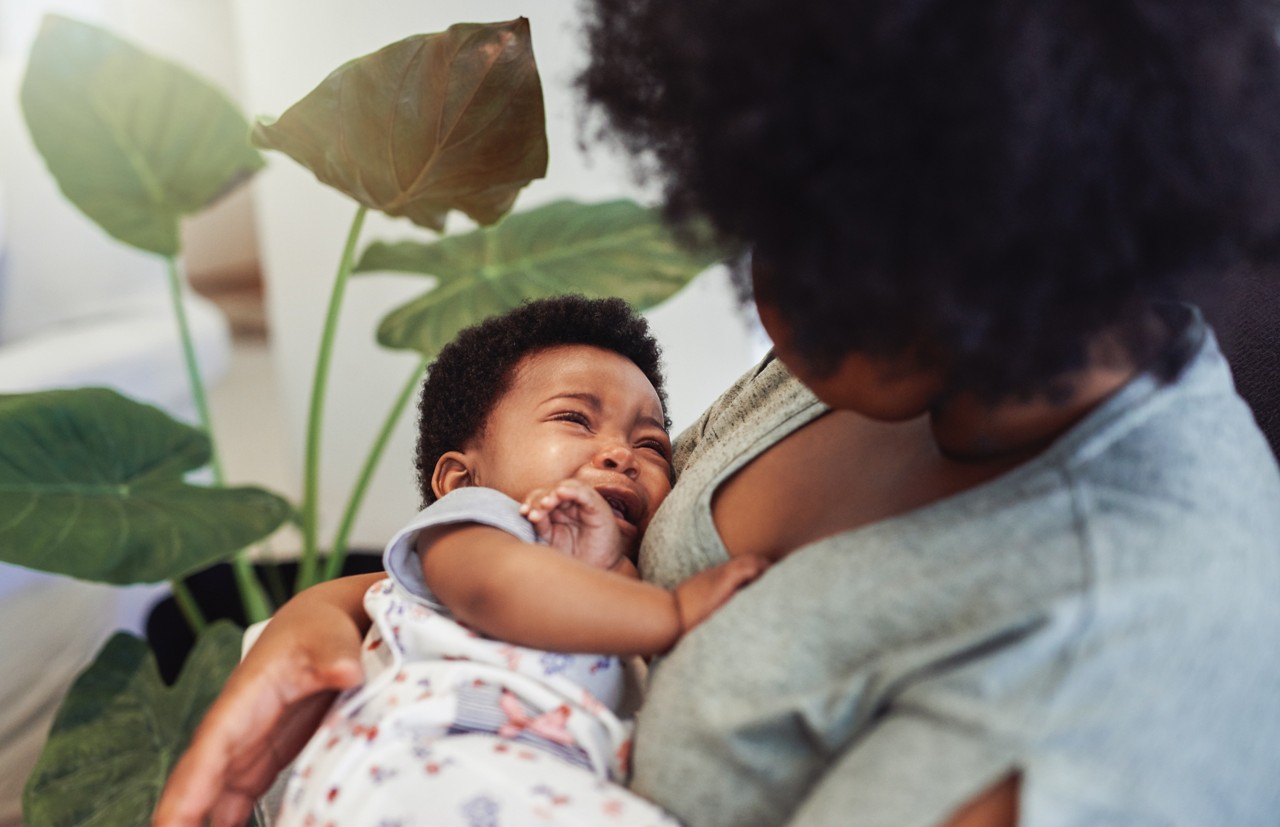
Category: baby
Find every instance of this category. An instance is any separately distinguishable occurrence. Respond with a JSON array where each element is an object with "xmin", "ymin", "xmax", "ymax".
[{"xmin": 275, "ymin": 295, "xmax": 767, "ymax": 827}]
